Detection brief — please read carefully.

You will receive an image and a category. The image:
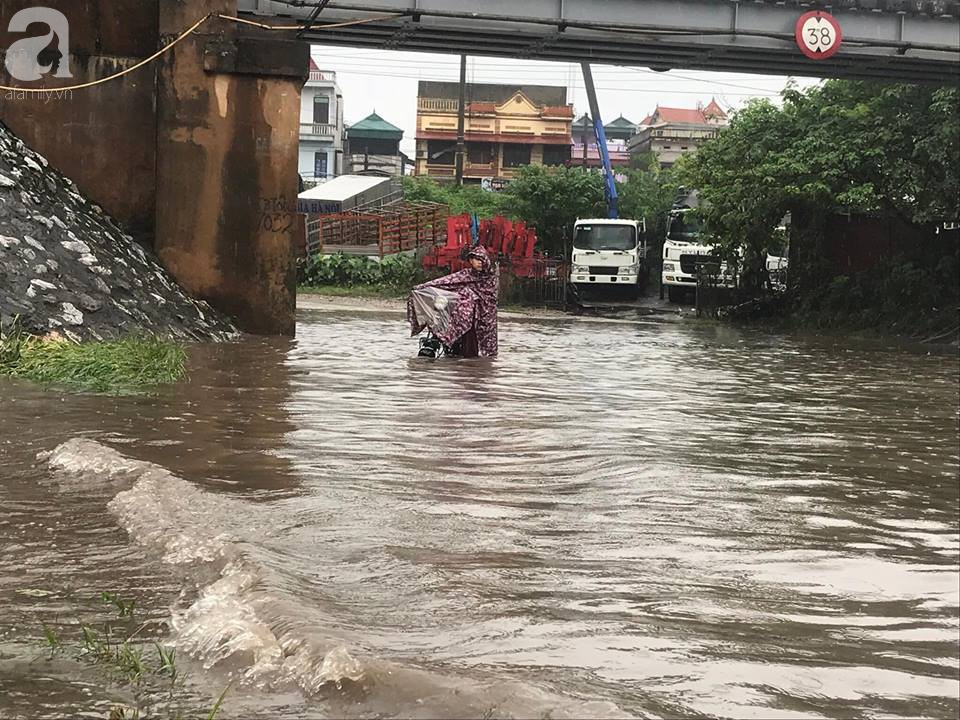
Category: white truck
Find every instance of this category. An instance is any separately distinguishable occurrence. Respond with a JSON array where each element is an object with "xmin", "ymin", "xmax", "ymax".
[
  {"xmin": 569, "ymin": 218, "xmax": 649, "ymax": 300},
  {"xmin": 661, "ymin": 193, "xmax": 789, "ymax": 302},
  {"xmin": 660, "ymin": 199, "xmax": 729, "ymax": 303}
]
